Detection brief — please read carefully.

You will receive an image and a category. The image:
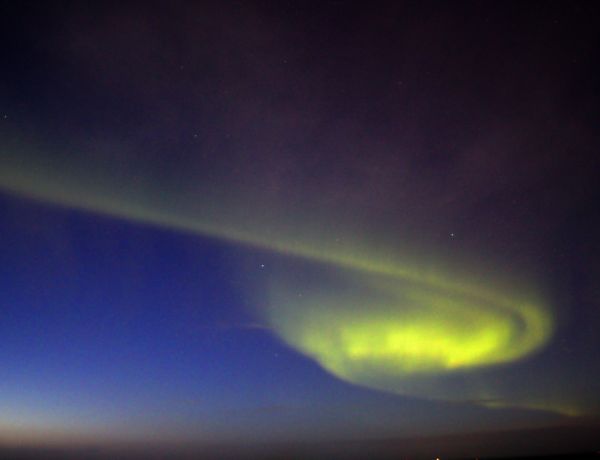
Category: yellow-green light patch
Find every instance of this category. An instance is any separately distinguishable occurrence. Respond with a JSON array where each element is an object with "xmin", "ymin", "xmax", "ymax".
[{"xmin": 266, "ymin": 273, "xmax": 553, "ymax": 393}]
